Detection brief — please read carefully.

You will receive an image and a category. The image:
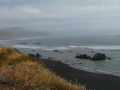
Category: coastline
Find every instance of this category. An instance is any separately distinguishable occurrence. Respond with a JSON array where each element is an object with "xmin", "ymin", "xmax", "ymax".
[
  {"xmin": 0, "ymin": 46, "xmax": 86, "ymax": 90},
  {"xmin": 41, "ymin": 59, "xmax": 120, "ymax": 90},
  {"xmin": 1, "ymin": 35, "xmax": 120, "ymax": 89},
  {"xmin": 0, "ymin": 45, "xmax": 120, "ymax": 89}
]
